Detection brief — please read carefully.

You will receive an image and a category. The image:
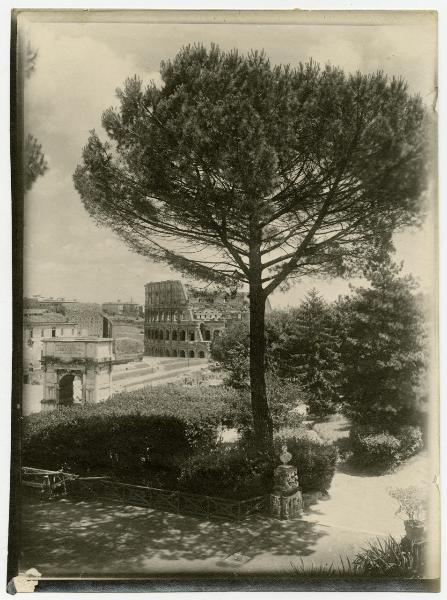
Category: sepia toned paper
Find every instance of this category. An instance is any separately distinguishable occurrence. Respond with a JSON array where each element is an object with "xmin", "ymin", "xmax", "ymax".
[{"xmin": 9, "ymin": 8, "xmax": 439, "ymax": 593}]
